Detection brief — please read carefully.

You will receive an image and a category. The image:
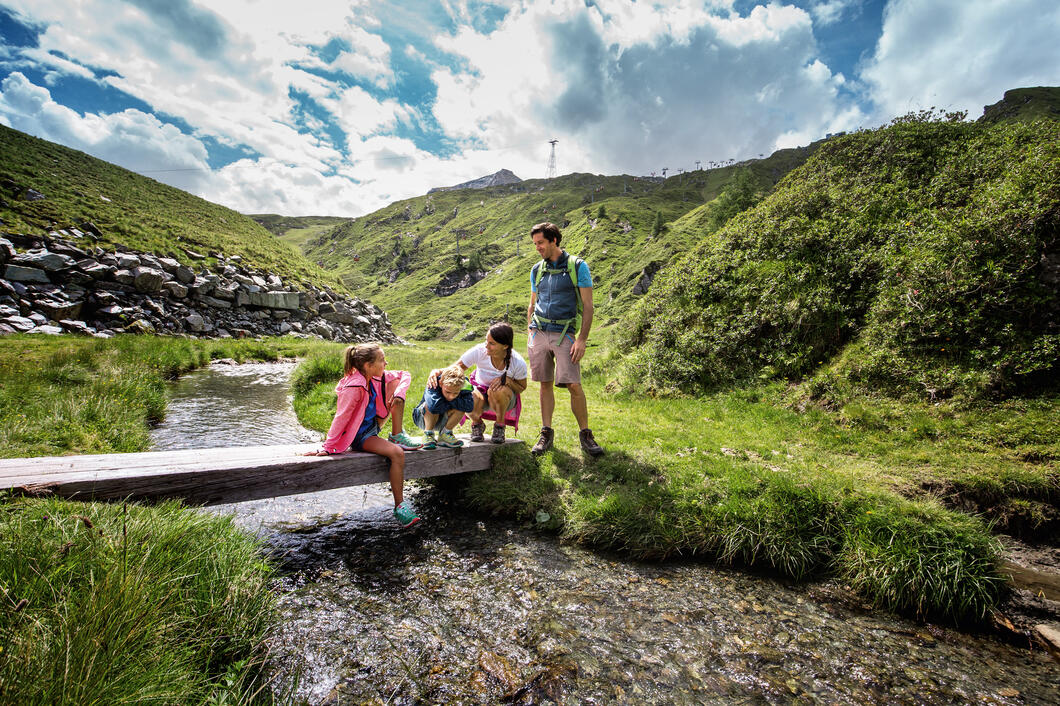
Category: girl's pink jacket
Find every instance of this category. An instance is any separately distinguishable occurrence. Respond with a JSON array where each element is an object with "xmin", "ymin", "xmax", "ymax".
[{"xmin": 321, "ymin": 368, "xmax": 412, "ymax": 453}]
